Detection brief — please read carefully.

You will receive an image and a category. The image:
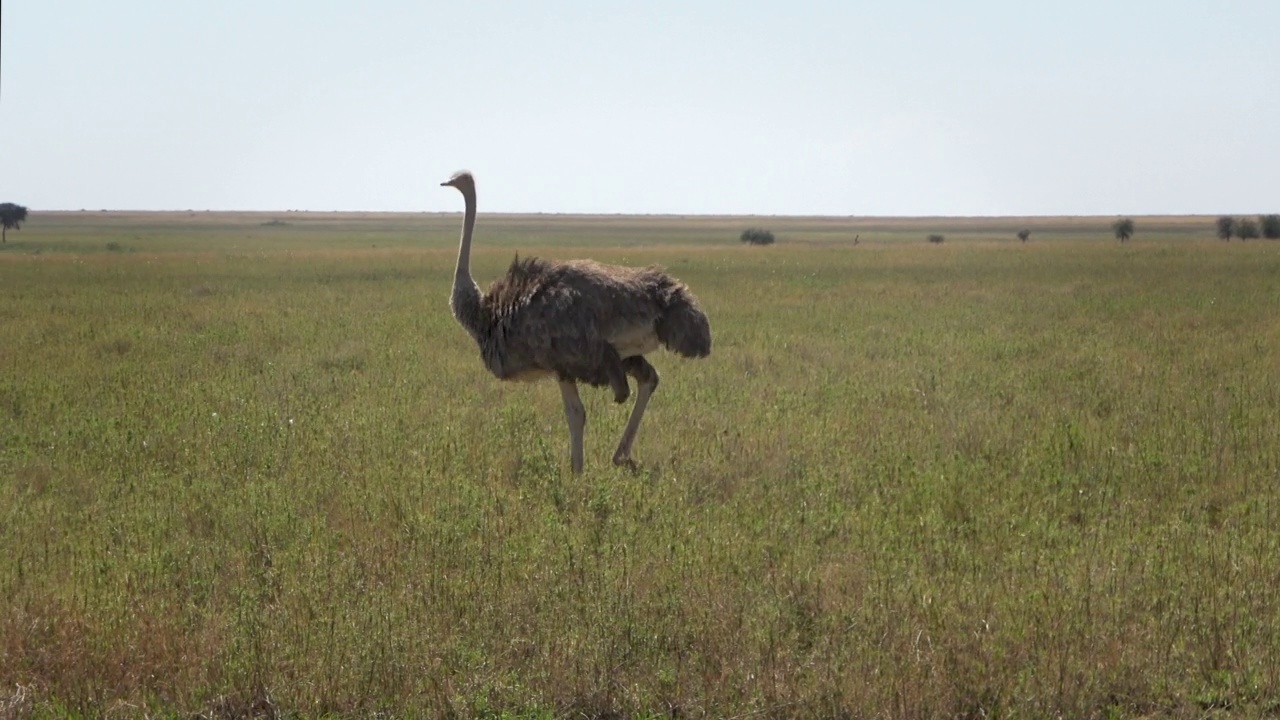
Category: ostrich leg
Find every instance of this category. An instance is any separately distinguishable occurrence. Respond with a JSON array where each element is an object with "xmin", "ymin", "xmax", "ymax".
[
  {"xmin": 559, "ymin": 381, "xmax": 586, "ymax": 473},
  {"xmin": 612, "ymin": 357, "xmax": 660, "ymax": 467}
]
